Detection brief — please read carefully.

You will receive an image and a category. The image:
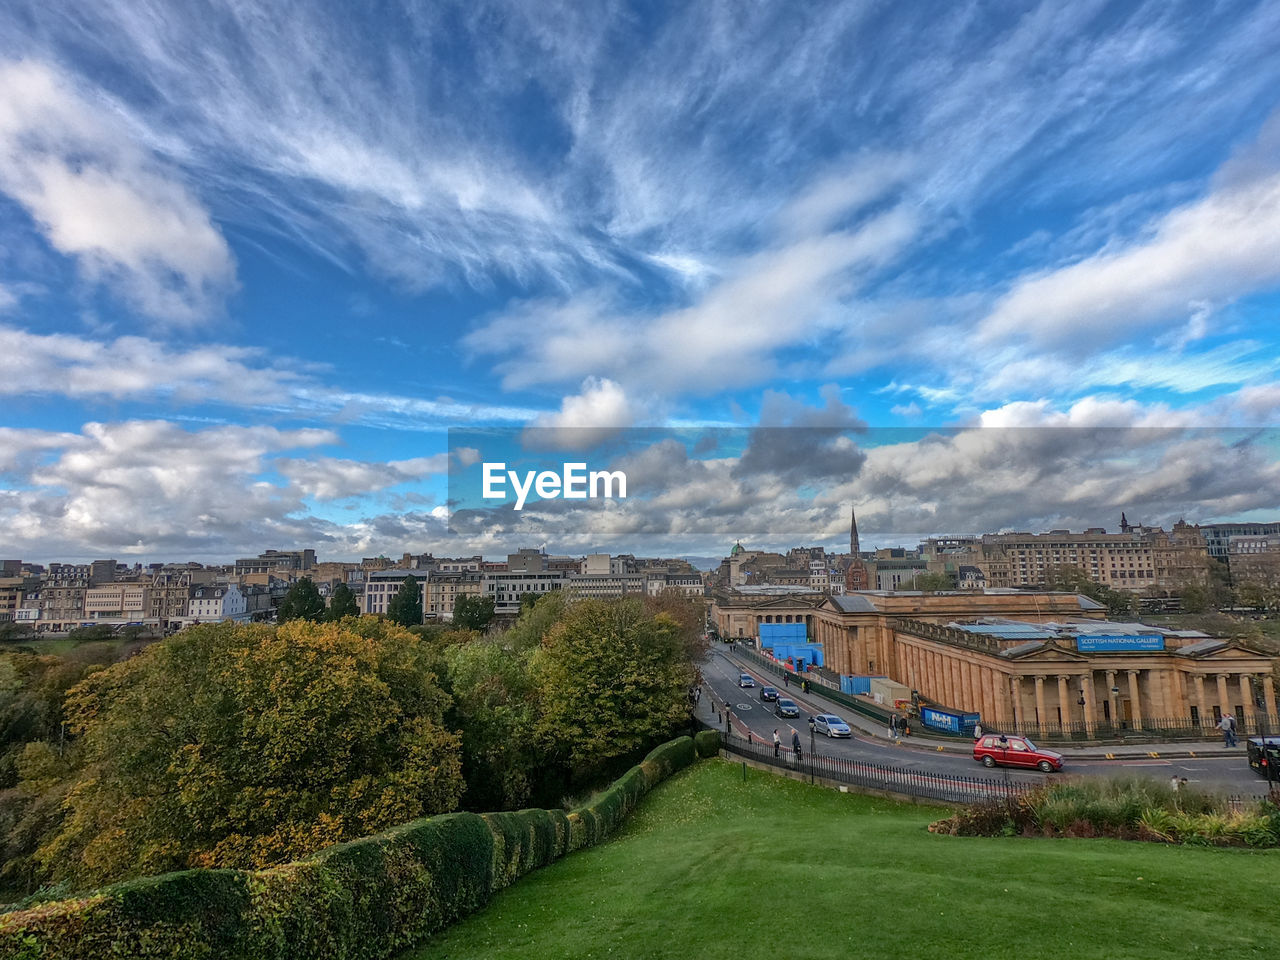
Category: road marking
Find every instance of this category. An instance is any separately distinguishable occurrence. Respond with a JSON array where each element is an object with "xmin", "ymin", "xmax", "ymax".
[
  {"xmin": 735, "ymin": 703, "xmax": 754, "ymax": 711},
  {"xmin": 1105, "ymin": 752, "xmax": 1116, "ymax": 759},
  {"xmin": 1148, "ymin": 751, "xmax": 1160, "ymax": 758}
]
